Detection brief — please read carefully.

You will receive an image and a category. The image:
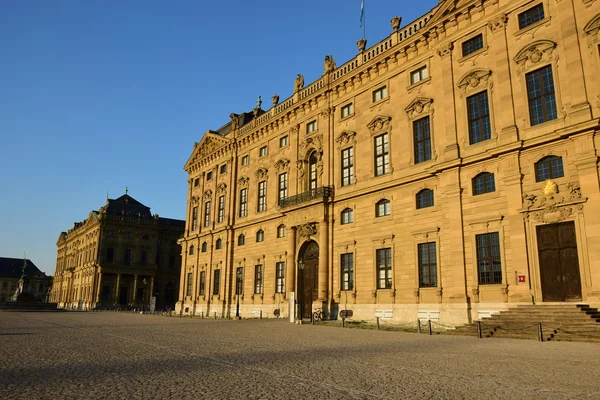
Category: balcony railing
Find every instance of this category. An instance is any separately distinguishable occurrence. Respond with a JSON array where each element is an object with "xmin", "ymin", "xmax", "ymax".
[{"xmin": 279, "ymin": 186, "xmax": 334, "ymax": 209}]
